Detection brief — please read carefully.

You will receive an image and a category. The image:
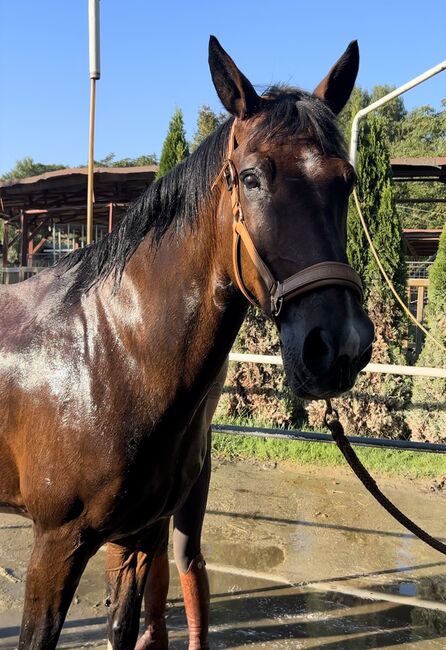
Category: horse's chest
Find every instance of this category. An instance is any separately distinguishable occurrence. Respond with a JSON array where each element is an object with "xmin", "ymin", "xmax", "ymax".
[{"xmin": 109, "ymin": 419, "xmax": 208, "ymax": 538}]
